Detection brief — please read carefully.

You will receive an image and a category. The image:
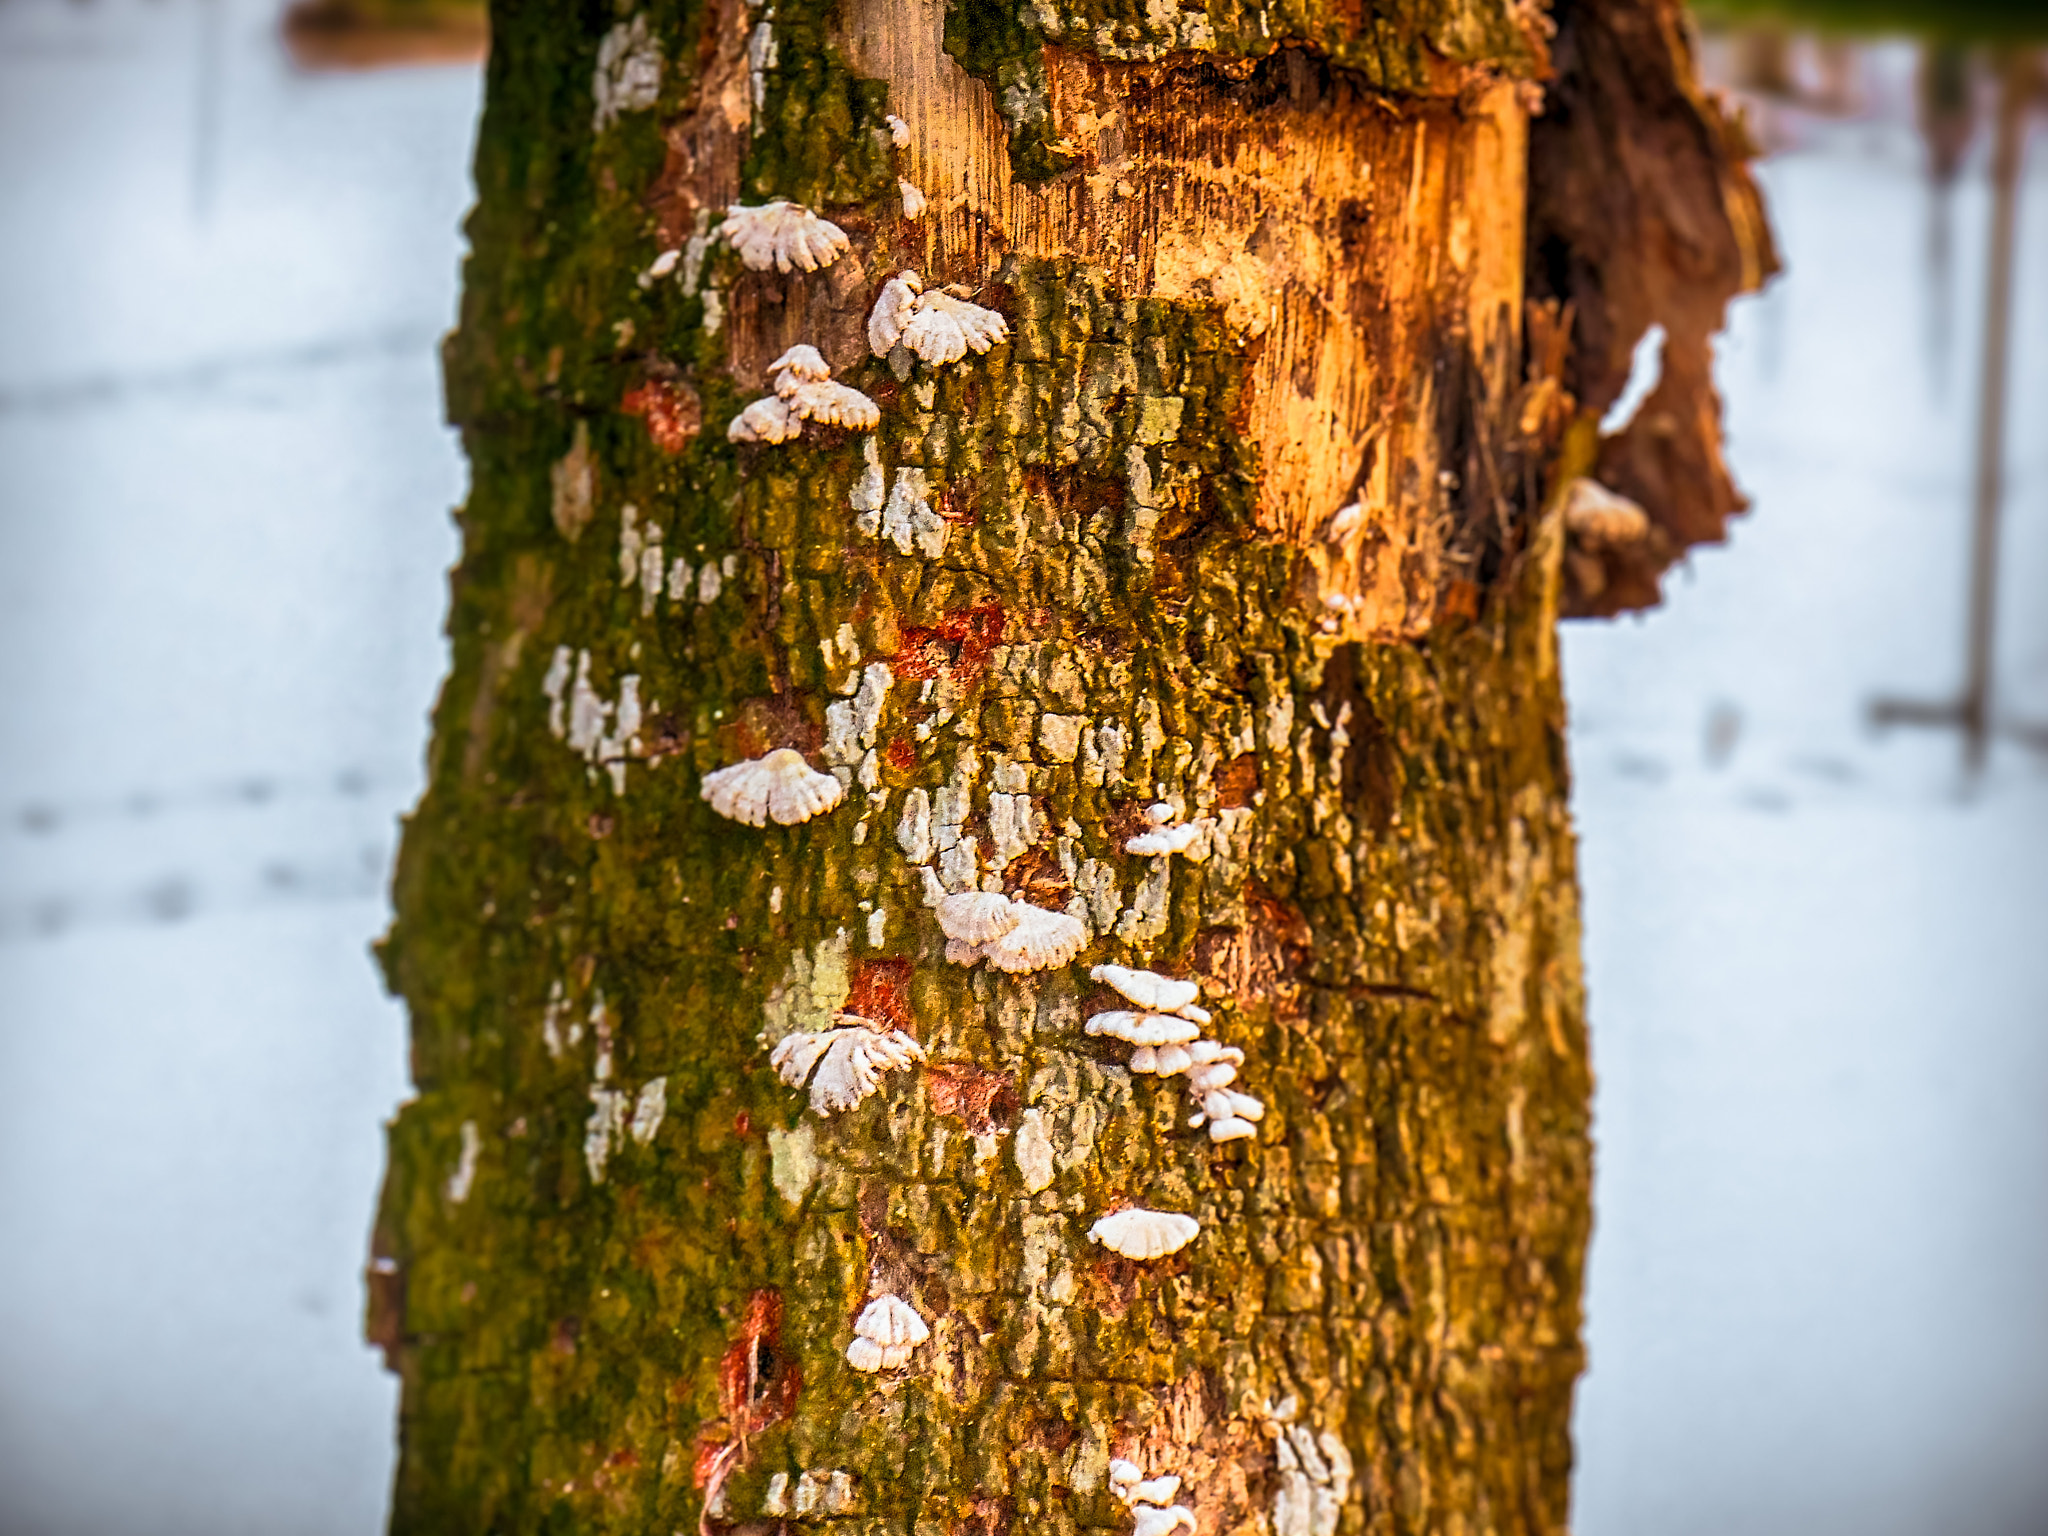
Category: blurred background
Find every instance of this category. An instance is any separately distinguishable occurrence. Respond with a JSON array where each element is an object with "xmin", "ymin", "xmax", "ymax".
[{"xmin": 0, "ymin": 1, "xmax": 2042, "ymax": 1533}]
